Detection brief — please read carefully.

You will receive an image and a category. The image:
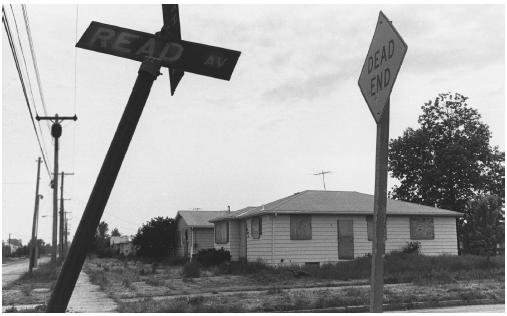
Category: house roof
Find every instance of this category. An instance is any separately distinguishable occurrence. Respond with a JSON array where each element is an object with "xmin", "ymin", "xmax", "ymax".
[
  {"xmin": 177, "ymin": 210, "xmax": 228, "ymax": 228},
  {"xmin": 209, "ymin": 190, "xmax": 462, "ymax": 222}
]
